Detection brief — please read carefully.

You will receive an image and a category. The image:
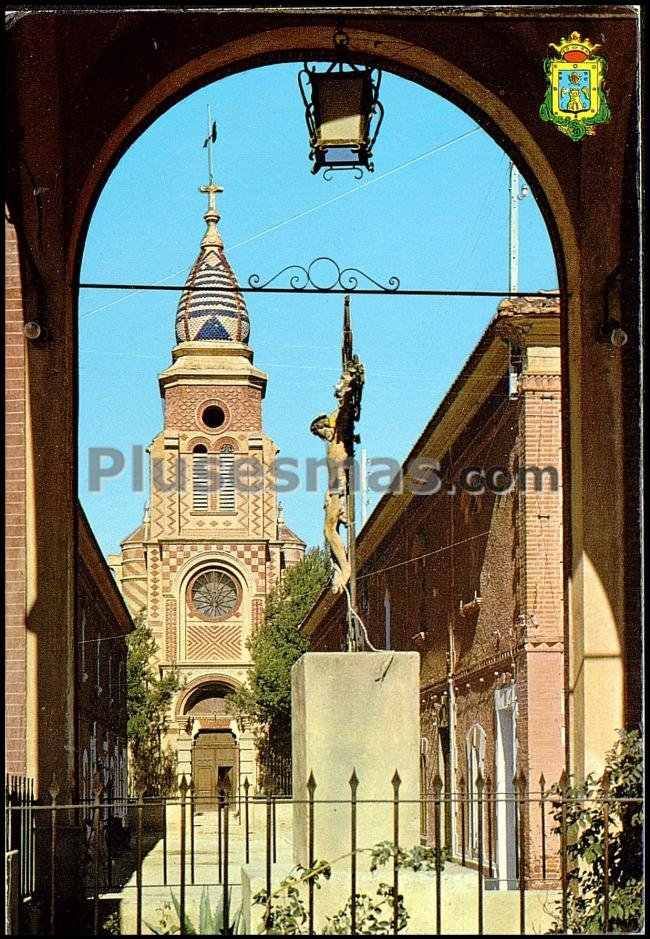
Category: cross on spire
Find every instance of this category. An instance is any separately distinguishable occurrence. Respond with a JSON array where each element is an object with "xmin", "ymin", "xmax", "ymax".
[{"xmin": 200, "ymin": 105, "xmax": 223, "ymax": 249}]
